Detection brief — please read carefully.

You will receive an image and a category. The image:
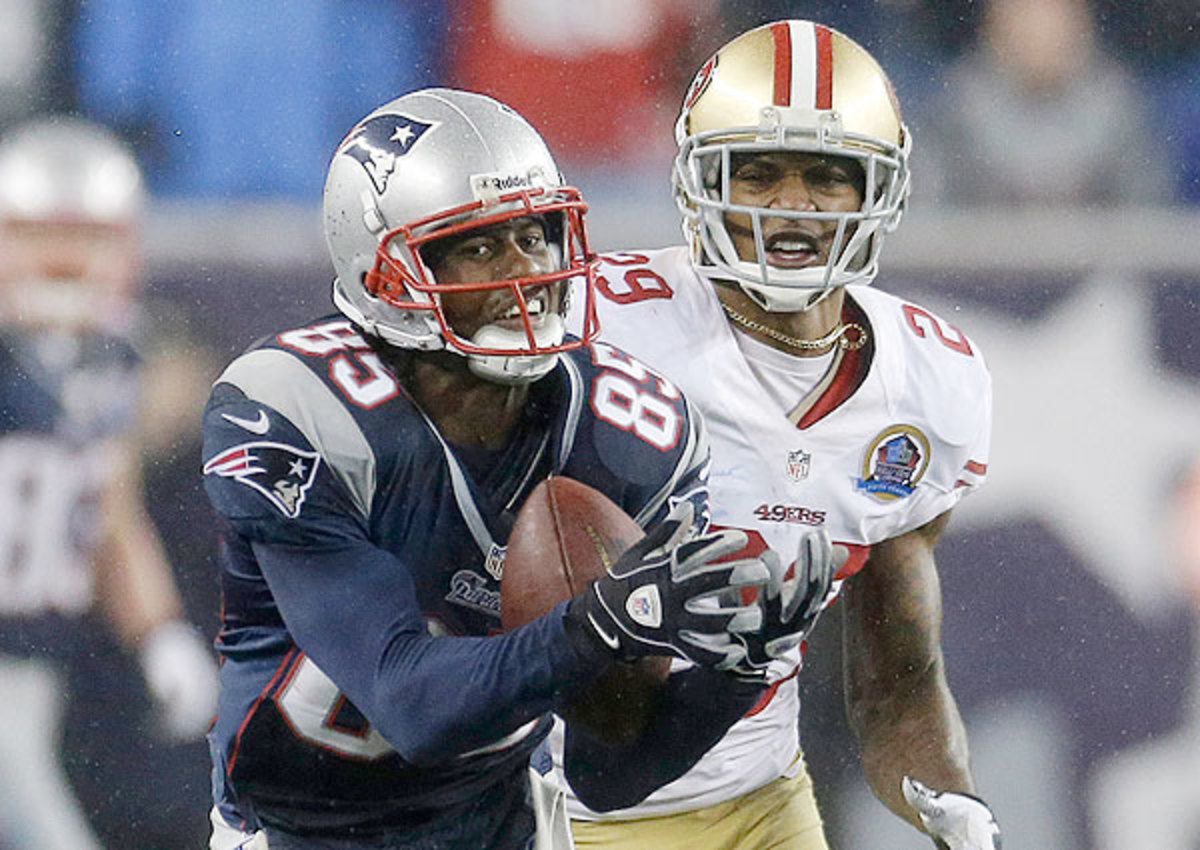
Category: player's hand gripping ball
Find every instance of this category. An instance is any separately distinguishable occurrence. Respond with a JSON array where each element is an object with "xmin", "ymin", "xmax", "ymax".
[{"xmin": 502, "ymin": 476, "xmax": 671, "ymax": 744}]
